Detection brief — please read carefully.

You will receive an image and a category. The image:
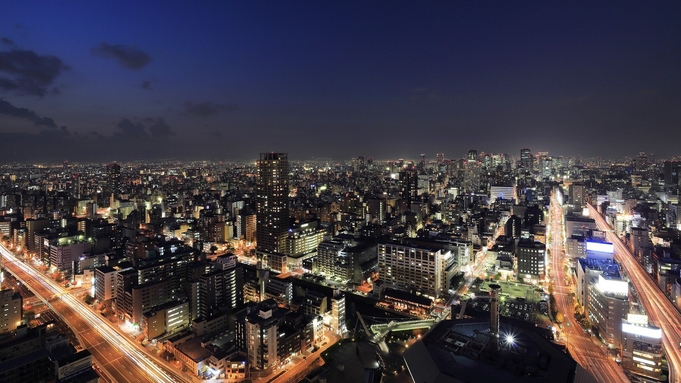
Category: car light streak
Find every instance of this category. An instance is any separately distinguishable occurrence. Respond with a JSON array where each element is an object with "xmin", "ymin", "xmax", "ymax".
[{"xmin": 0, "ymin": 245, "xmax": 183, "ymax": 383}]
